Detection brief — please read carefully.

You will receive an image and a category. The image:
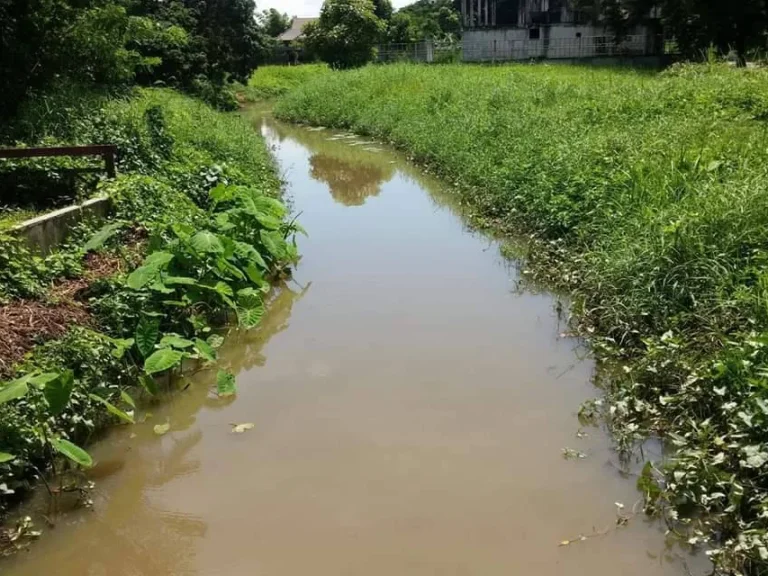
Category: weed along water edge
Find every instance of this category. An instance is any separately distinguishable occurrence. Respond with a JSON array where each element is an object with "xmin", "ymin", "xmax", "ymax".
[{"xmin": 2, "ymin": 112, "xmax": 707, "ymax": 575}]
